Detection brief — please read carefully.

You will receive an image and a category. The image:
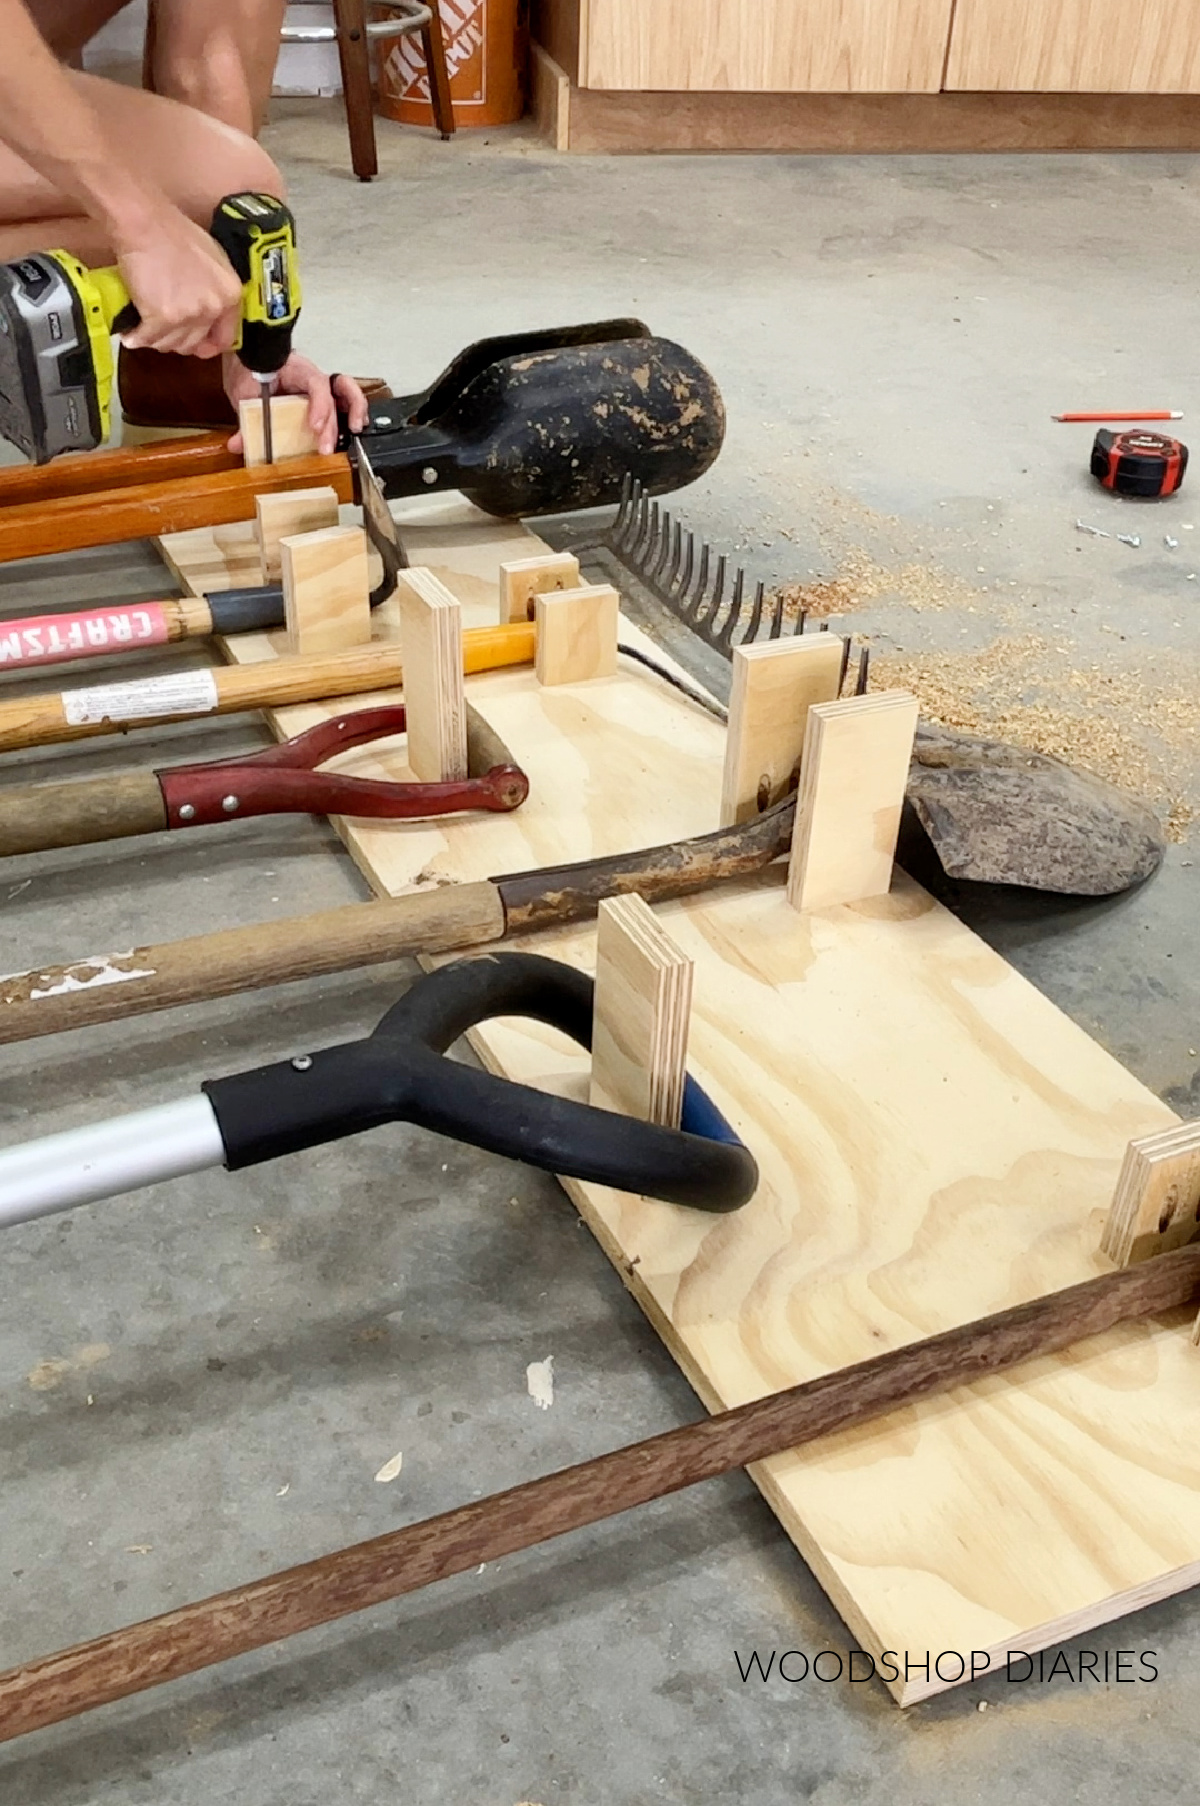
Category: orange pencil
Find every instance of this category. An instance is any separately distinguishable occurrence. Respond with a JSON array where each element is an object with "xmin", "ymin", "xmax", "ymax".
[{"xmin": 1053, "ymin": 410, "xmax": 1183, "ymax": 423}]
